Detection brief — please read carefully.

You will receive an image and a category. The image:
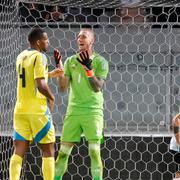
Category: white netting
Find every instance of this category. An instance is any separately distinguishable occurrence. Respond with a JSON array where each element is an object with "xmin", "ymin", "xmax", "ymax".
[
  {"xmin": 0, "ymin": 0, "xmax": 20, "ymax": 179},
  {"xmin": 19, "ymin": 0, "xmax": 180, "ymax": 8},
  {"xmin": 17, "ymin": 4, "xmax": 180, "ymax": 135},
  {"xmin": 1, "ymin": 1, "xmax": 180, "ymax": 179},
  {"xmin": 0, "ymin": 0, "xmax": 20, "ymax": 133}
]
